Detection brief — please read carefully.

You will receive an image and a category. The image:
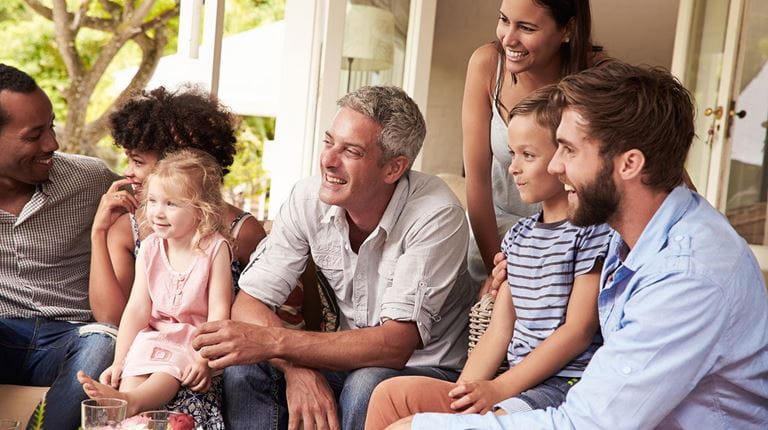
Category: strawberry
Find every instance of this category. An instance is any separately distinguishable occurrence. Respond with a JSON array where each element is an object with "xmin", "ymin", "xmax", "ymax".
[{"xmin": 169, "ymin": 413, "xmax": 195, "ymax": 430}]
